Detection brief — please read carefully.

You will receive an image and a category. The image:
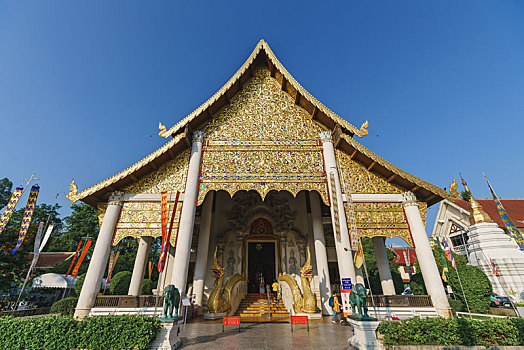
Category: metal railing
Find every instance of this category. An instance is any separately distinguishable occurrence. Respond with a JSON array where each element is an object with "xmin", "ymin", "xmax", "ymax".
[
  {"xmin": 94, "ymin": 295, "xmax": 161, "ymax": 308},
  {"xmin": 0, "ymin": 307, "xmax": 51, "ymax": 317},
  {"xmin": 365, "ymin": 295, "xmax": 433, "ymax": 308}
]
